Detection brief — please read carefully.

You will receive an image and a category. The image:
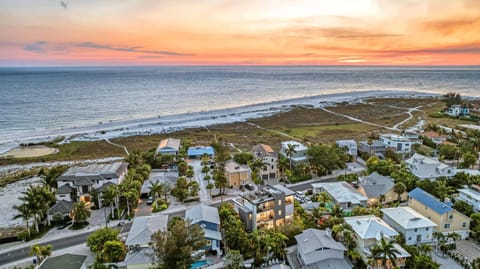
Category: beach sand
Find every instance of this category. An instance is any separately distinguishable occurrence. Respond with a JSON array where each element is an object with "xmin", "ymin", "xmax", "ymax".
[{"xmin": 0, "ymin": 146, "xmax": 58, "ymax": 158}]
